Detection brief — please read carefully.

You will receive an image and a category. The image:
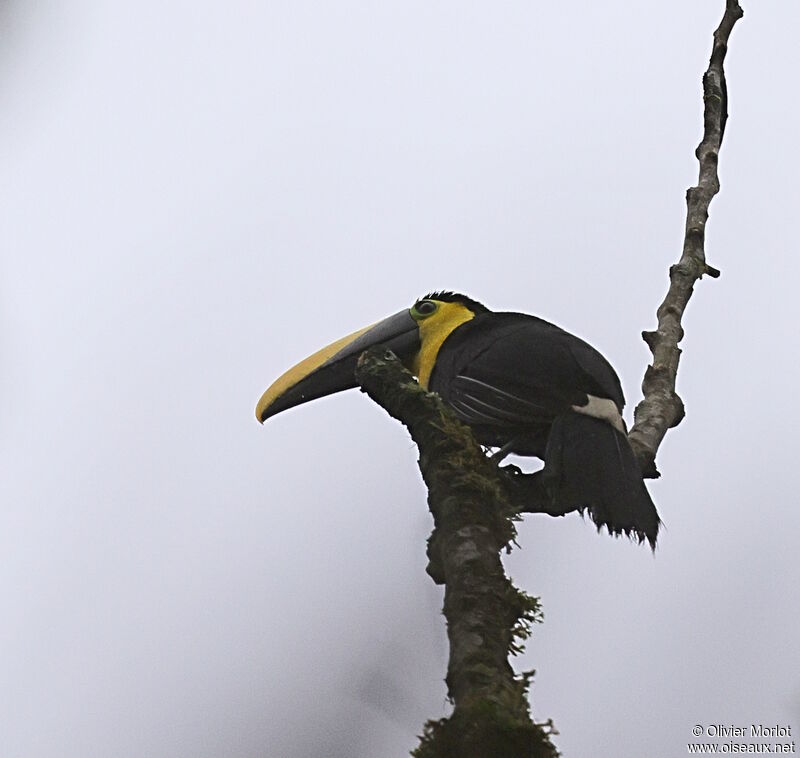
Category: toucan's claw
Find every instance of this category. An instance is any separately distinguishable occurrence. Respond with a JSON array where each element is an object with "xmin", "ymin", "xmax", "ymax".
[{"xmin": 490, "ymin": 440, "xmax": 517, "ymax": 463}]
